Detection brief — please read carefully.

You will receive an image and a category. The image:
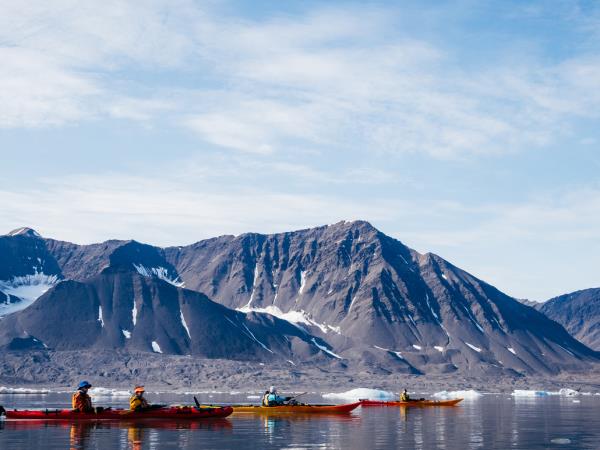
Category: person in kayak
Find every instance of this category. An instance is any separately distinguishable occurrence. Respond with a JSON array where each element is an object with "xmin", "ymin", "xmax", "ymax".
[
  {"xmin": 130, "ymin": 386, "xmax": 150, "ymax": 411},
  {"xmin": 72, "ymin": 381, "xmax": 94, "ymax": 413},
  {"xmin": 265, "ymin": 386, "xmax": 292, "ymax": 406},
  {"xmin": 400, "ymin": 389, "xmax": 411, "ymax": 402}
]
